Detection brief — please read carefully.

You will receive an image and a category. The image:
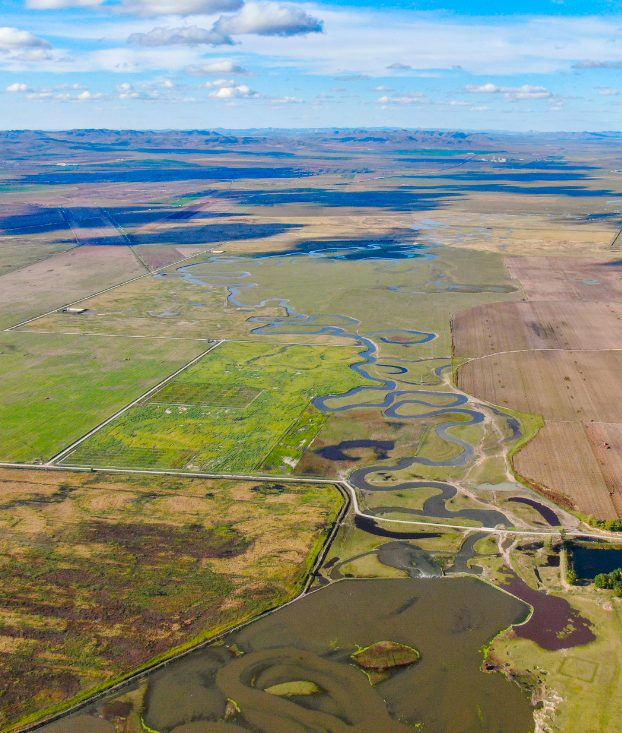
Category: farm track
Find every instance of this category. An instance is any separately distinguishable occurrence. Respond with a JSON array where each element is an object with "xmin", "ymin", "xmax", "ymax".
[{"xmin": 0, "ymin": 459, "xmax": 618, "ymax": 541}]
